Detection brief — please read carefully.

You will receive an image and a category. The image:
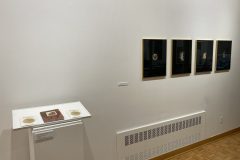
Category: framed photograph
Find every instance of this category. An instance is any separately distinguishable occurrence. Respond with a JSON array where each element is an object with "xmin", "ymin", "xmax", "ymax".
[
  {"xmin": 195, "ymin": 40, "xmax": 214, "ymax": 73},
  {"xmin": 142, "ymin": 39, "xmax": 167, "ymax": 78},
  {"xmin": 215, "ymin": 40, "xmax": 232, "ymax": 71},
  {"xmin": 171, "ymin": 39, "xmax": 192, "ymax": 75}
]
